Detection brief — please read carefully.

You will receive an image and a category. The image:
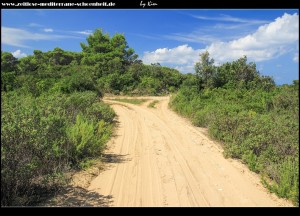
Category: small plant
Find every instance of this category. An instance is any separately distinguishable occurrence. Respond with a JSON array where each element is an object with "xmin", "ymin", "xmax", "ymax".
[{"xmin": 148, "ymin": 100, "xmax": 159, "ymax": 108}]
